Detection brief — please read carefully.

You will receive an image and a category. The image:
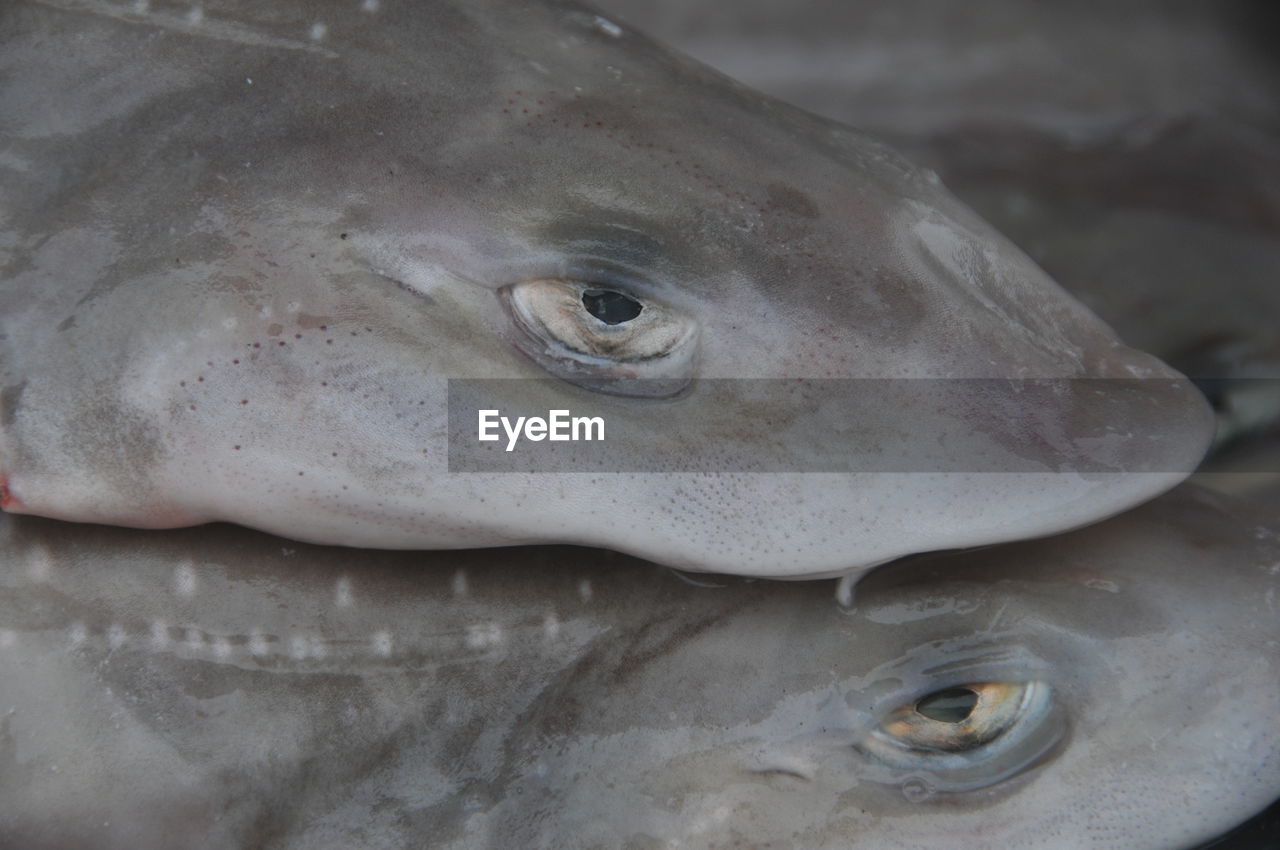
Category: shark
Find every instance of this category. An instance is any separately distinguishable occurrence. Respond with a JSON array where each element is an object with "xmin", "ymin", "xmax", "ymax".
[
  {"xmin": 0, "ymin": 484, "xmax": 1276, "ymax": 849},
  {"xmin": 0, "ymin": 0, "xmax": 1213, "ymax": 578}
]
